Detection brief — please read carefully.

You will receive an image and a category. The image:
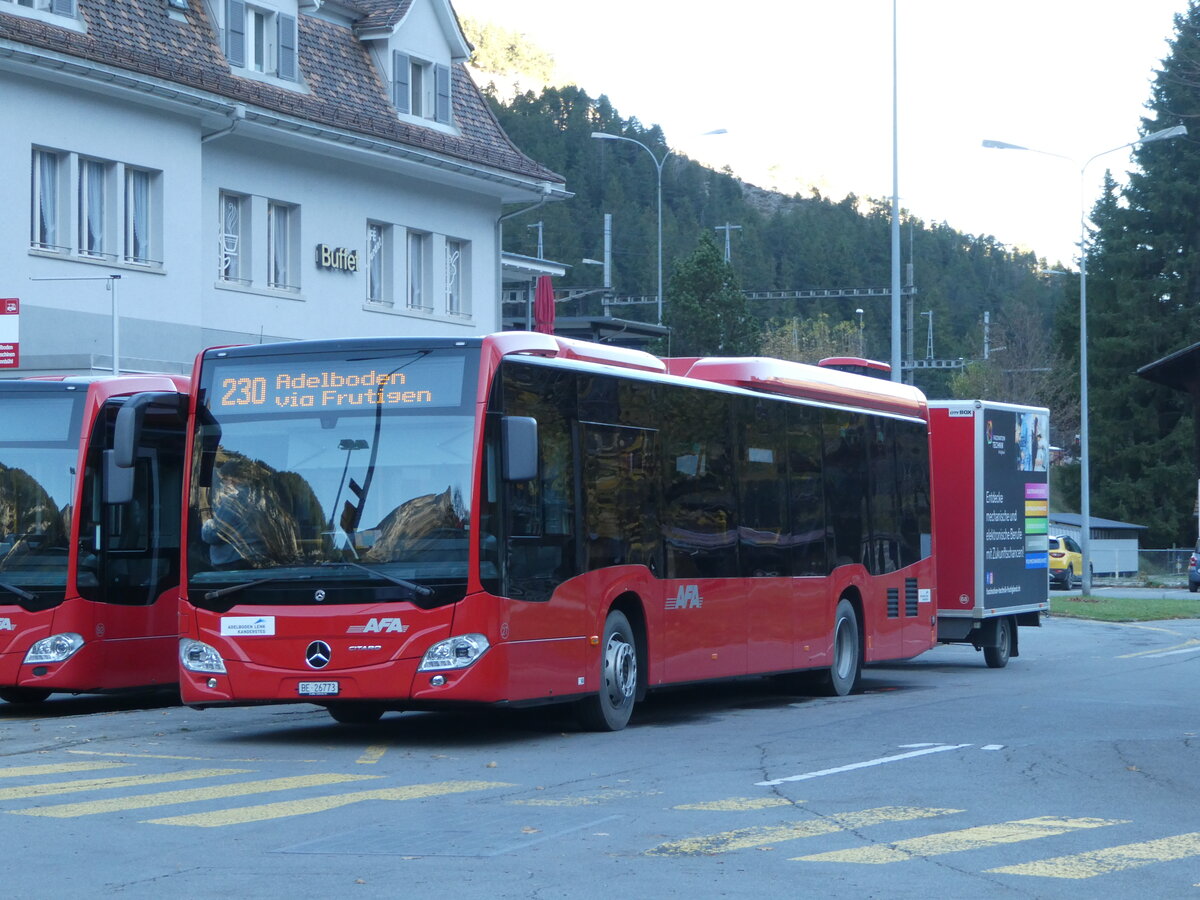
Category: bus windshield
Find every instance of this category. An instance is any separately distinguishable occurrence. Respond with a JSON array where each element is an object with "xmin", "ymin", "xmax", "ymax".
[
  {"xmin": 0, "ymin": 393, "xmax": 84, "ymax": 598},
  {"xmin": 187, "ymin": 347, "xmax": 477, "ymax": 606}
]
